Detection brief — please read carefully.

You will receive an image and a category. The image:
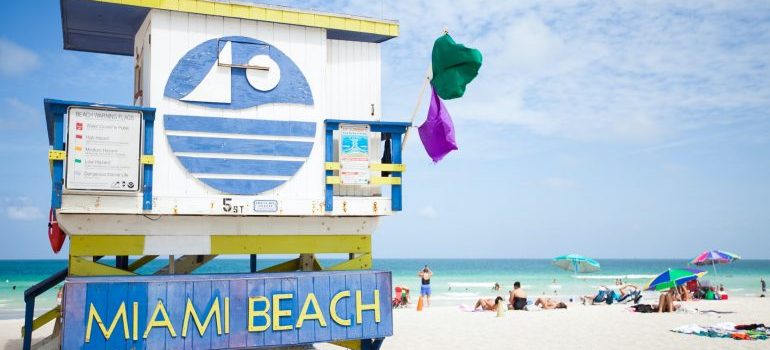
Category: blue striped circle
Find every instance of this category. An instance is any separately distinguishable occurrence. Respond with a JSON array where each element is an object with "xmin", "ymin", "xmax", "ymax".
[{"xmin": 164, "ymin": 115, "xmax": 316, "ymax": 195}]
